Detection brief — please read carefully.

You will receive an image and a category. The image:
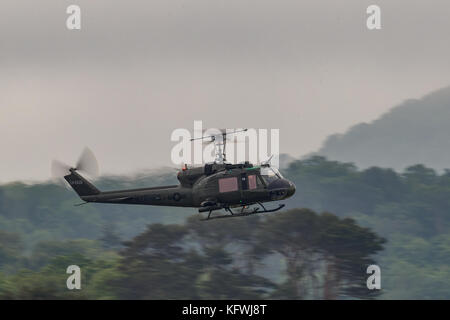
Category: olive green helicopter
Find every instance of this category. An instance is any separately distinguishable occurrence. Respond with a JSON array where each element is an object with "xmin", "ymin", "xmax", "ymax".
[{"xmin": 51, "ymin": 129, "xmax": 296, "ymax": 220}]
